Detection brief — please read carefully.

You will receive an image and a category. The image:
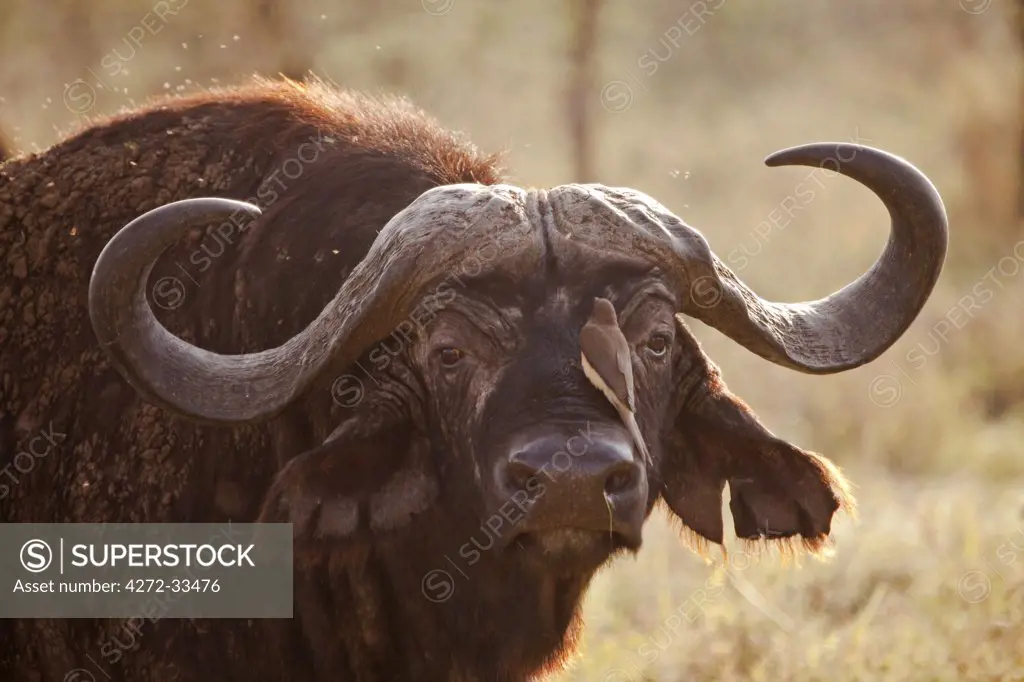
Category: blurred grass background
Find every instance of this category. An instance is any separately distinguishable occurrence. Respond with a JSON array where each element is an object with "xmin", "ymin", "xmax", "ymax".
[{"xmin": 2, "ymin": 0, "xmax": 1024, "ymax": 679}]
